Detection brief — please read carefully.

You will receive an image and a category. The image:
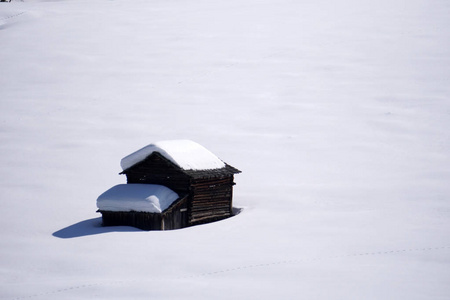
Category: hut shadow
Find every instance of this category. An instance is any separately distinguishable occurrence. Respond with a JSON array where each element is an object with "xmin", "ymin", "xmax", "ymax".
[
  {"xmin": 232, "ymin": 207, "xmax": 244, "ymax": 216},
  {"xmin": 52, "ymin": 217, "xmax": 141, "ymax": 239}
]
